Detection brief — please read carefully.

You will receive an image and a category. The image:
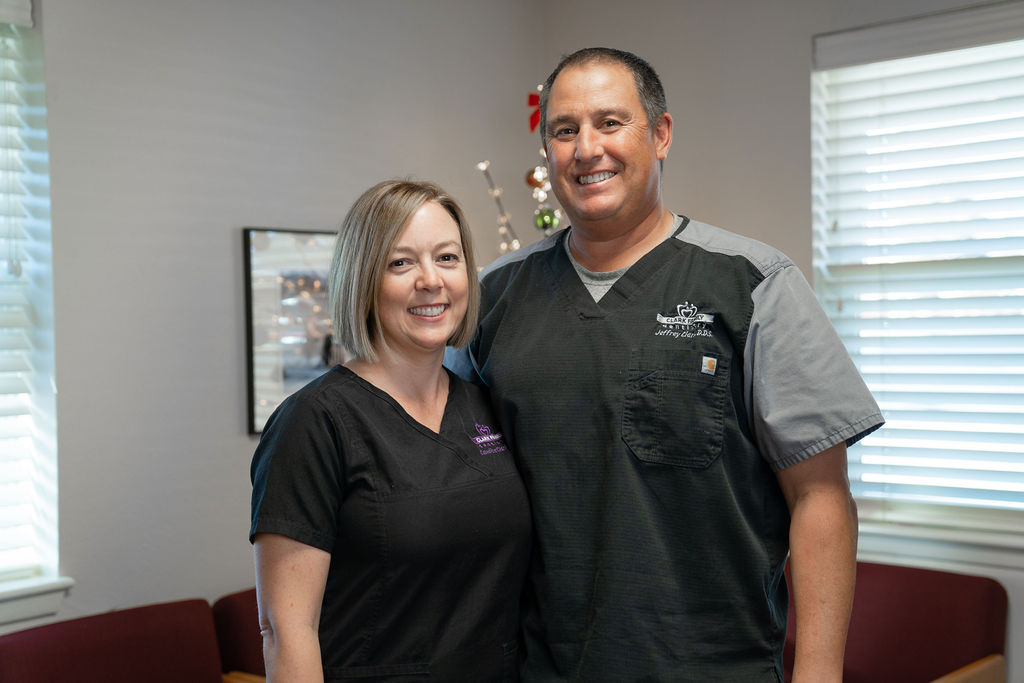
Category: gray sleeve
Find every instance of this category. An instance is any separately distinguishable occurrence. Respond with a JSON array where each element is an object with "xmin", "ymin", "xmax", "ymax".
[{"xmin": 745, "ymin": 263, "xmax": 884, "ymax": 471}]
